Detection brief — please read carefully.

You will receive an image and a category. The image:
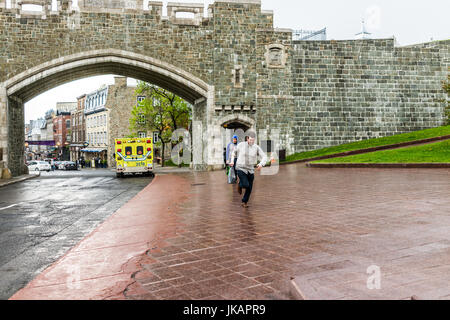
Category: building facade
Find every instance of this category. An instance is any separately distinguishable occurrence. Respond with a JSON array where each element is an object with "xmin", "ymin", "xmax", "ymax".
[
  {"xmin": 25, "ymin": 118, "xmax": 46, "ymax": 160},
  {"xmin": 54, "ymin": 102, "xmax": 77, "ymax": 160},
  {"xmin": 43, "ymin": 109, "xmax": 56, "ymax": 159},
  {"xmin": 106, "ymin": 77, "xmax": 138, "ymax": 168},
  {"xmin": 82, "ymin": 86, "xmax": 109, "ymax": 166},
  {"xmin": 70, "ymin": 94, "xmax": 86, "ymax": 162}
]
